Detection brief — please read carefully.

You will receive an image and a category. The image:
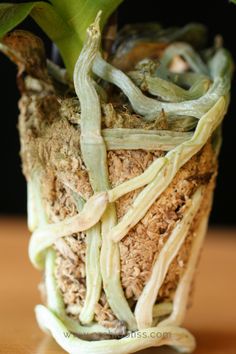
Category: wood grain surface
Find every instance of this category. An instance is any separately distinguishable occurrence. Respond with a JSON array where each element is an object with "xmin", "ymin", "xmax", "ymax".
[{"xmin": 0, "ymin": 217, "xmax": 235, "ymax": 354}]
